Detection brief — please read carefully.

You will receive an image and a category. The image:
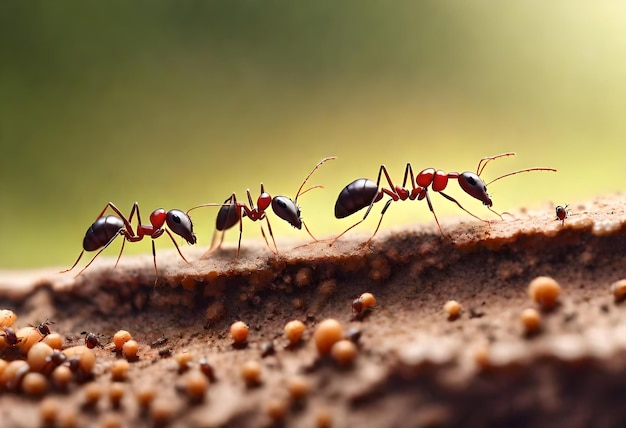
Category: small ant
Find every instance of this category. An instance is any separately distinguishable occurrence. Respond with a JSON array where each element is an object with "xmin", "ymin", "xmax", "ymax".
[
  {"xmin": 1, "ymin": 326, "xmax": 20, "ymax": 347},
  {"xmin": 332, "ymin": 152, "xmax": 556, "ymax": 244},
  {"xmin": 81, "ymin": 331, "xmax": 103, "ymax": 349},
  {"xmin": 62, "ymin": 202, "xmax": 197, "ymax": 280},
  {"xmin": 556, "ymin": 204, "xmax": 570, "ymax": 226},
  {"xmin": 35, "ymin": 319, "xmax": 55, "ymax": 339},
  {"xmin": 187, "ymin": 157, "xmax": 335, "ymax": 259}
]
